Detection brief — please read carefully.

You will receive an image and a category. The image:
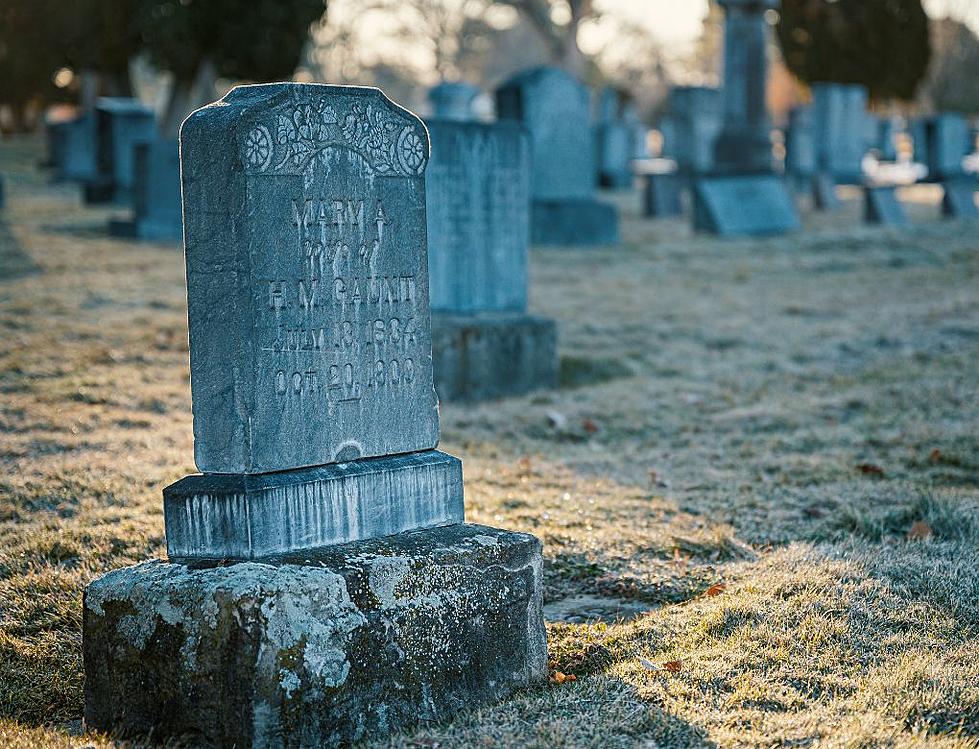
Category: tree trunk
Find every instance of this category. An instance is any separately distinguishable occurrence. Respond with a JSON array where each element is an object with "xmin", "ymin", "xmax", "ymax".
[{"xmin": 160, "ymin": 58, "xmax": 218, "ymax": 139}]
